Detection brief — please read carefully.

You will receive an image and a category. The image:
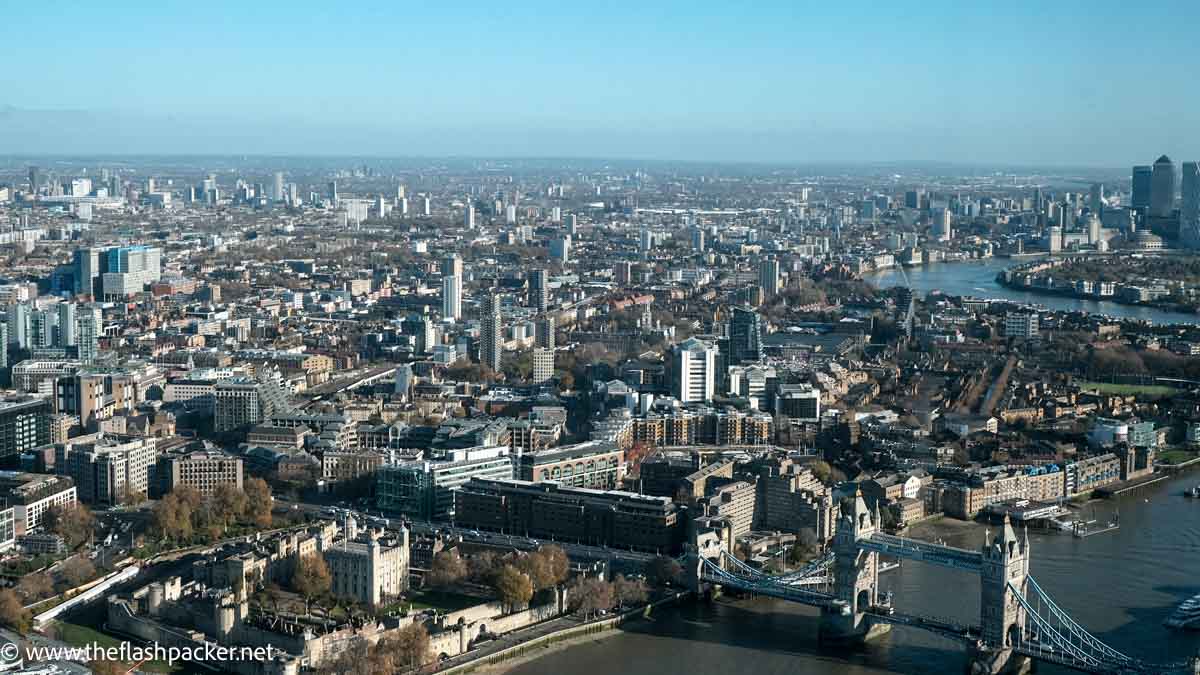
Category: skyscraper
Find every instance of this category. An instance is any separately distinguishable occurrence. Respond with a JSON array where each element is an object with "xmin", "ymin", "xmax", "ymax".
[
  {"xmin": 76, "ymin": 310, "xmax": 100, "ymax": 364},
  {"xmin": 5, "ymin": 304, "xmax": 29, "ymax": 350},
  {"xmin": 528, "ymin": 269, "xmax": 549, "ymax": 311},
  {"xmin": 73, "ymin": 247, "xmax": 101, "ymax": 296},
  {"xmin": 273, "ymin": 172, "xmax": 284, "ymax": 202},
  {"xmin": 442, "ymin": 255, "xmax": 463, "ymax": 320},
  {"xmin": 1181, "ymin": 162, "xmax": 1200, "ymax": 248},
  {"xmin": 328, "ymin": 180, "xmax": 338, "ymax": 204},
  {"xmin": 1089, "ymin": 183, "xmax": 1104, "ymax": 215},
  {"xmin": 1132, "ymin": 165, "xmax": 1153, "ymax": 211},
  {"xmin": 532, "ymin": 348, "xmax": 554, "ymax": 384},
  {"xmin": 932, "ymin": 207, "xmax": 953, "ymax": 240},
  {"xmin": 57, "ymin": 303, "xmax": 77, "ymax": 347},
  {"xmin": 442, "ymin": 276, "xmax": 462, "ymax": 321},
  {"xmin": 1151, "ymin": 155, "xmax": 1177, "ymax": 219},
  {"xmin": 480, "ymin": 293, "xmax": 503, "ymax": 373},
  {"xmin": 441, "ymin": 254, "xmax": 463, "ymax": 279},
  {"xmin": 672, "ymin": 338, "xmax": 718, "ymax": 403},
  {"xmin": 614, "ymin": 261, "xmax": 632, "ymax": 285},
  {"xmin": 464, "ymin": 203, "xmax": 476, "ymax": 229},
  {"xmin": 728, "ymin": 306, "xmax": 764, "ymax": 365},
  {"xmin": 535, "ymin": 316, "xmax": 555, "ymax": 350},
  {"xmin": 28, "ymin": 310, "xmax": 52, "ymax": 350},
  {"xmin": 394, "ymin": 364, "xmax": 414, "ymax": 399},
  {"xmin": 758, "ymin": 258, "xmax": 781, "ymax": 298},
  {"xmin": 550, "ymin": 237, "xmax": 571, "ymax": 263}
]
